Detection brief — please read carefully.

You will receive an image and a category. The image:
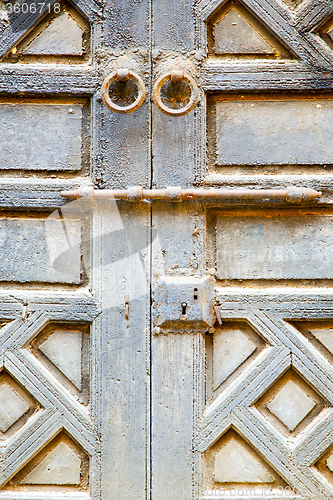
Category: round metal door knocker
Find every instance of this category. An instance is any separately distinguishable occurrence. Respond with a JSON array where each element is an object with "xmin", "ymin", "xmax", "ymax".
[
  {"xmin": 153, "ymin": 70, "xmax": 199, "ymax": 116},
  {"xmin": 101, "ymin": 69, "xmax": 146, "ymax": 114}
]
